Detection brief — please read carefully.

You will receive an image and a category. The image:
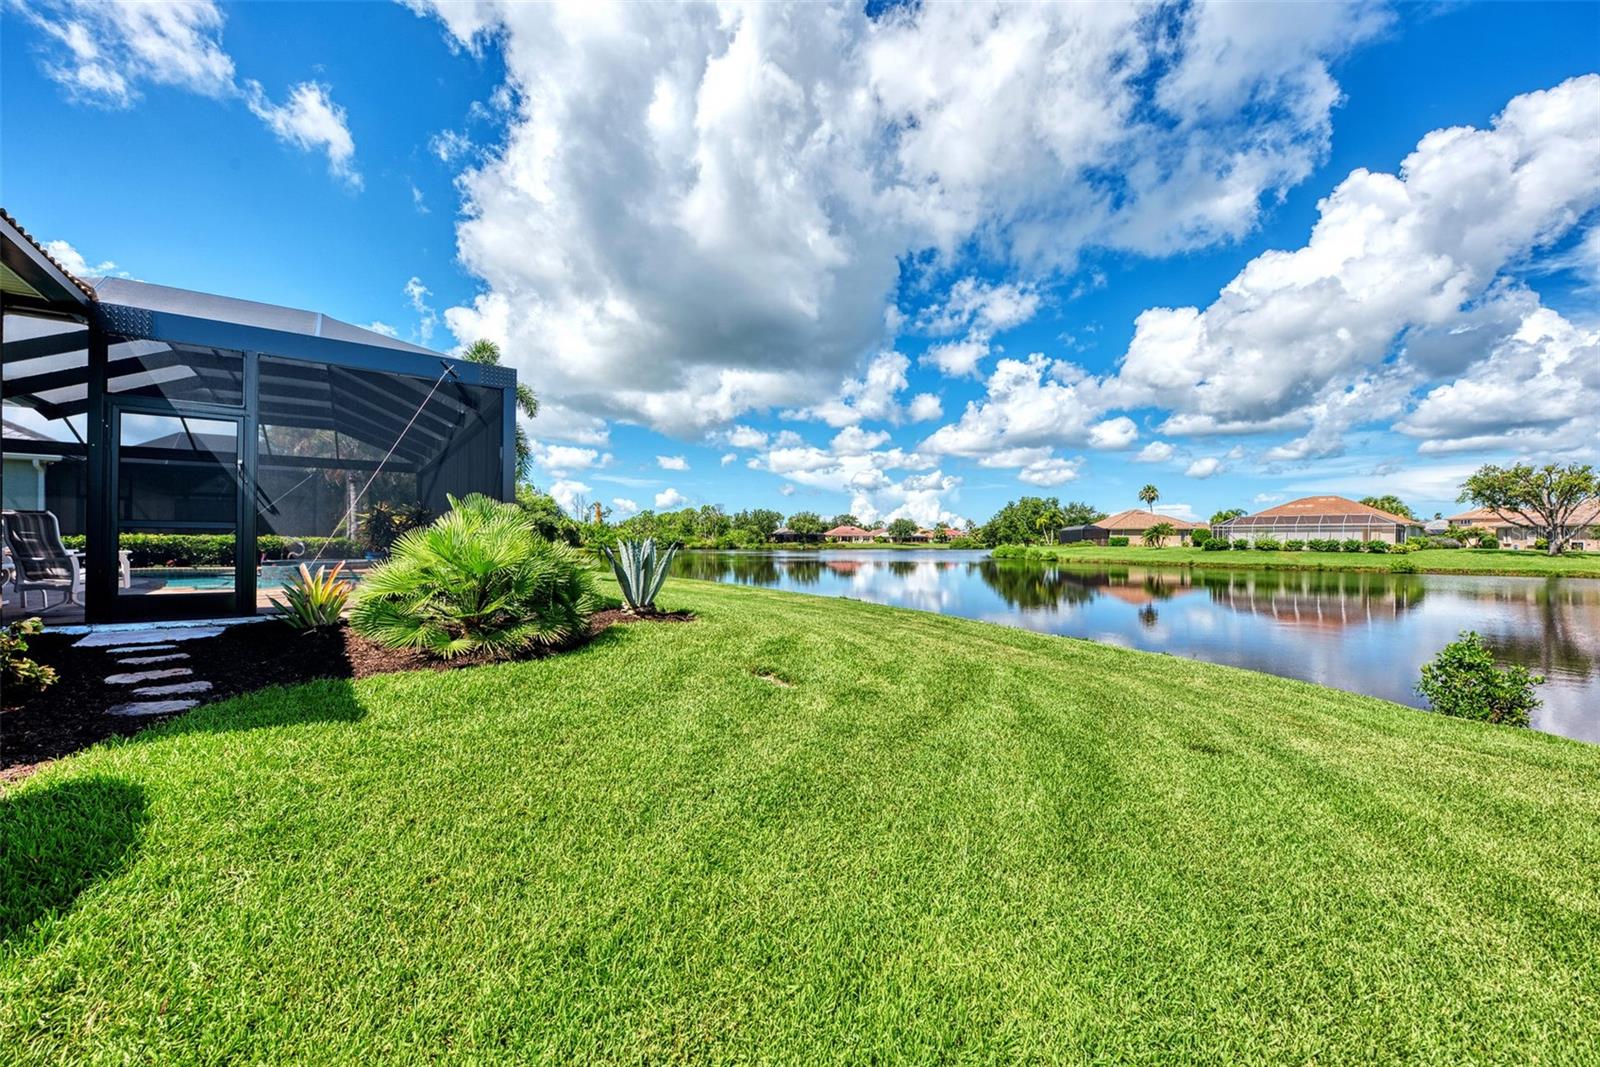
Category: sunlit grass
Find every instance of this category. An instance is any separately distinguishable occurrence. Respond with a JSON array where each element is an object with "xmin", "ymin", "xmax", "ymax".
[{"xmin": 3, "ymin": 579, "xmax": 1598, "ymax": 1062}]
